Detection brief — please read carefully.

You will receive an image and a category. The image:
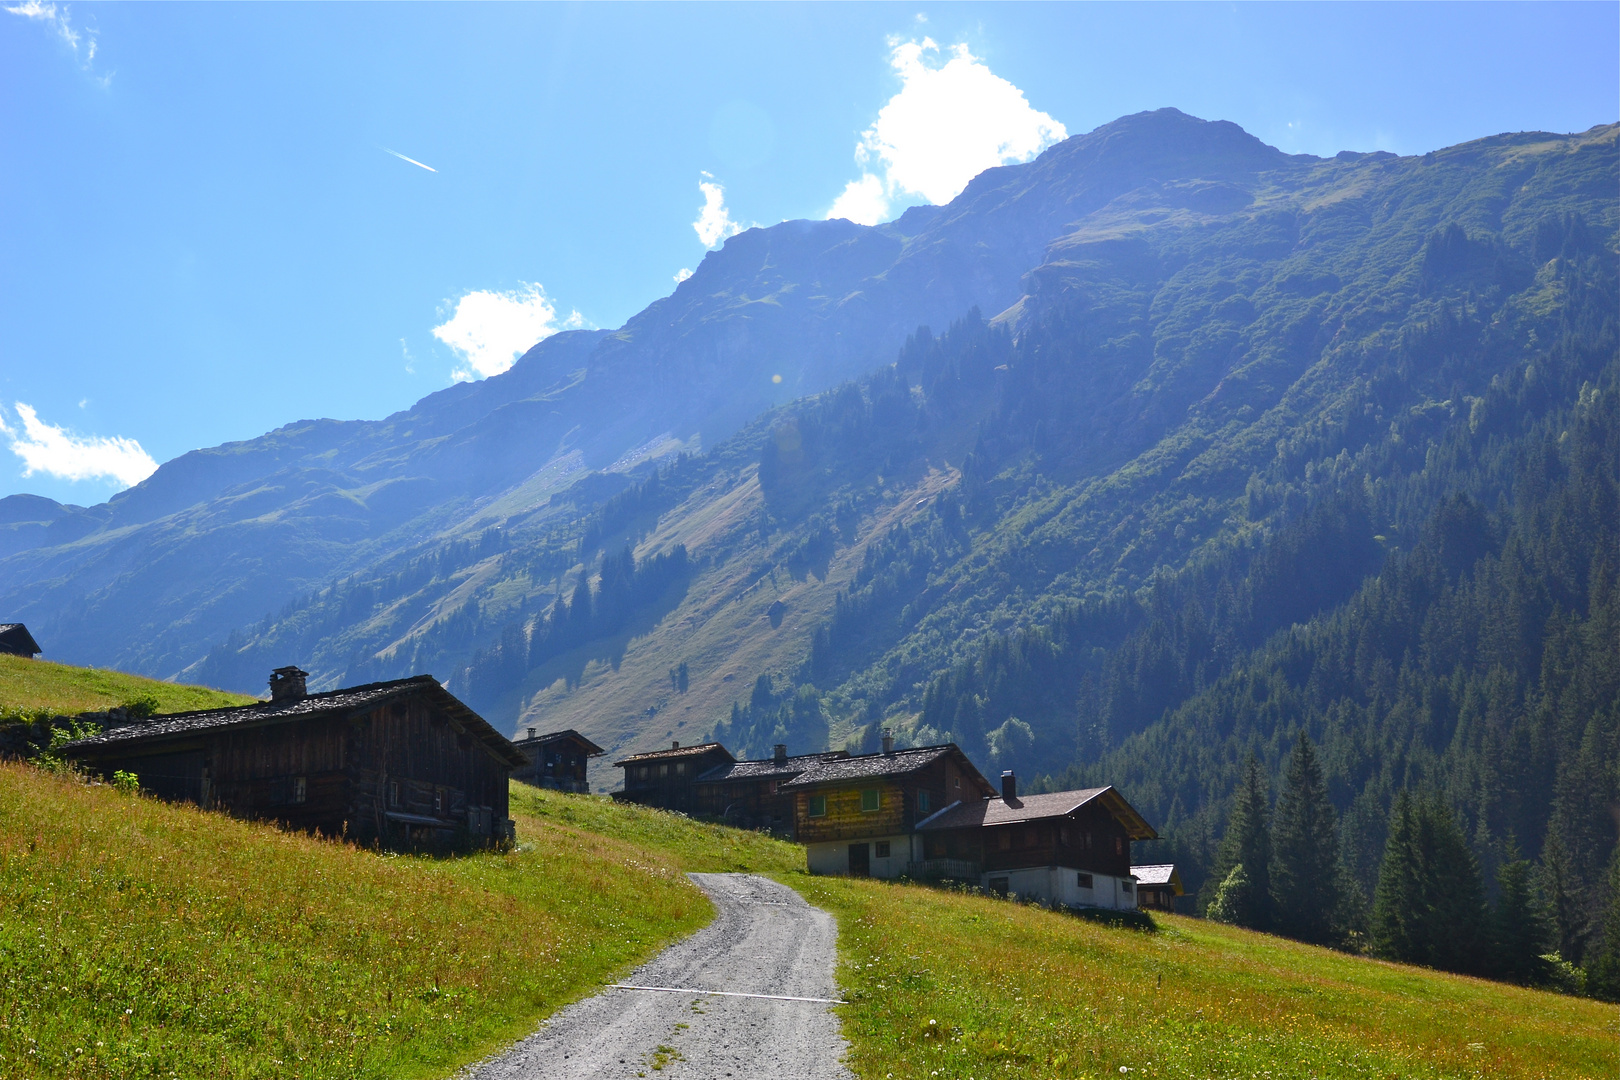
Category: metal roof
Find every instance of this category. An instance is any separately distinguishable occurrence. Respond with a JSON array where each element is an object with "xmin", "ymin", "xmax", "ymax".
[
  {"xmin": 916, "ymin": 785, "xmax": 1158, "ymax": 840},
  {"xmin": 64, "ymin": 674, "xmax": 527, "ymax": 767},
  {"xmin": 1131, "ymin": 864, "xmax": 1183, "ymax": 889}
]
